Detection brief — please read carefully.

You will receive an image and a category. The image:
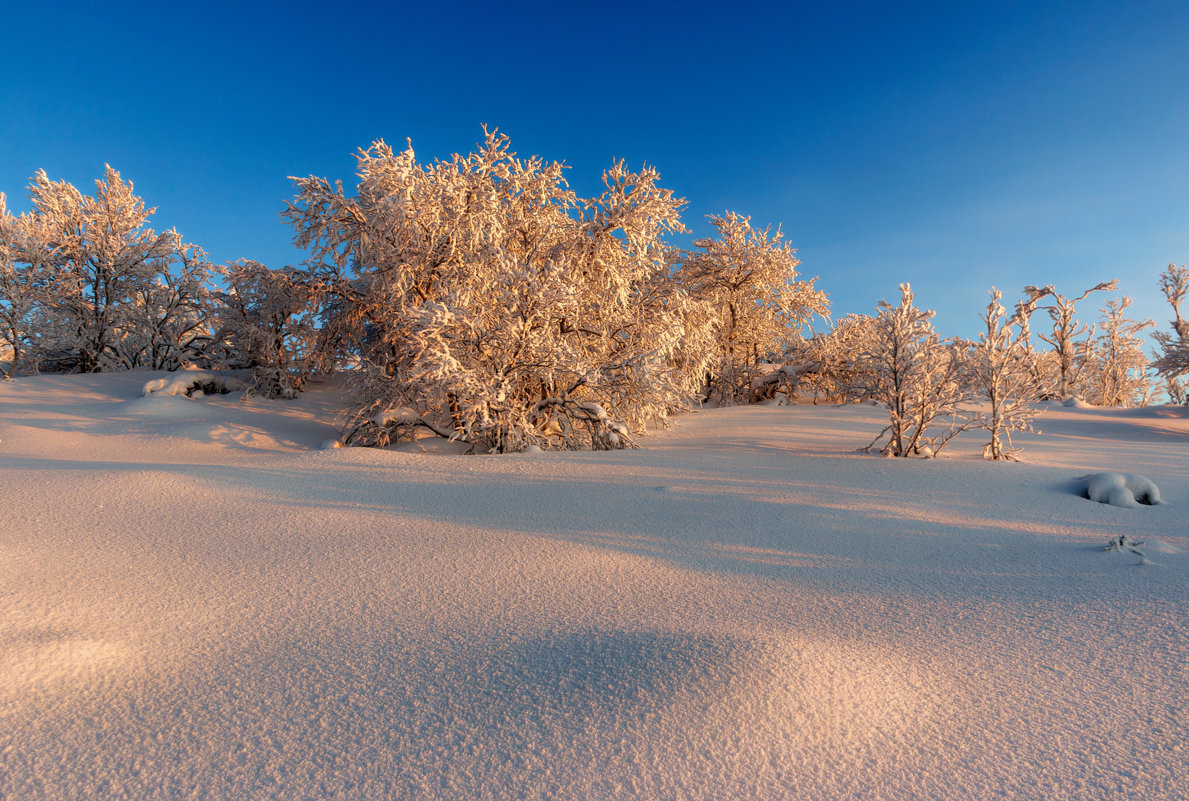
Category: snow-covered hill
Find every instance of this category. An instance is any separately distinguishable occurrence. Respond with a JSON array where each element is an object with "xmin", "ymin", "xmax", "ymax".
[{"xmin": 2, "ymin": 373, "xmax": 1186, "ymax": 800}]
